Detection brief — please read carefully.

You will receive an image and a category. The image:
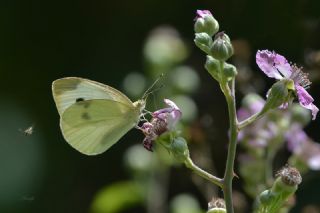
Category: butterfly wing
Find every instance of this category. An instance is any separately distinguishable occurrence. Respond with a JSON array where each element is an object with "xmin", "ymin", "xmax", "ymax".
[
  {"xmin": 60, "ymin": 99, "xmax": 141, "ymax": 155},
  {"xmin": 52, "ymin": 77, "xmax": 133, "ymax": 115}
]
